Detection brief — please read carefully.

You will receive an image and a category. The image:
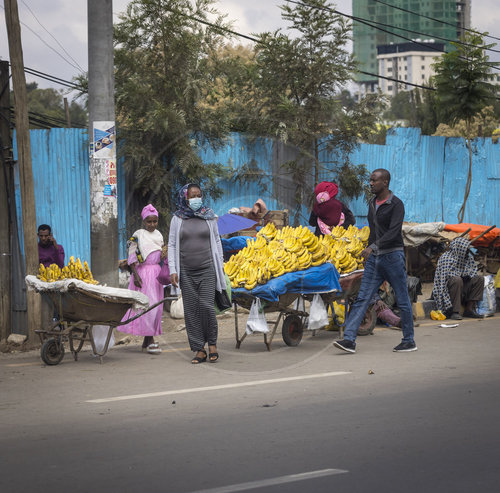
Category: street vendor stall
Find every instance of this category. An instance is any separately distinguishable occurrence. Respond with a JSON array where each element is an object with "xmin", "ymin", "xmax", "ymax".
[
  {"xmin": 224, "ymin": 222, "xmax": 372, "ymax": 350},
  {"xmin": 26, "ymin": 275, "xmax": 174, "ymax": 364}
]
